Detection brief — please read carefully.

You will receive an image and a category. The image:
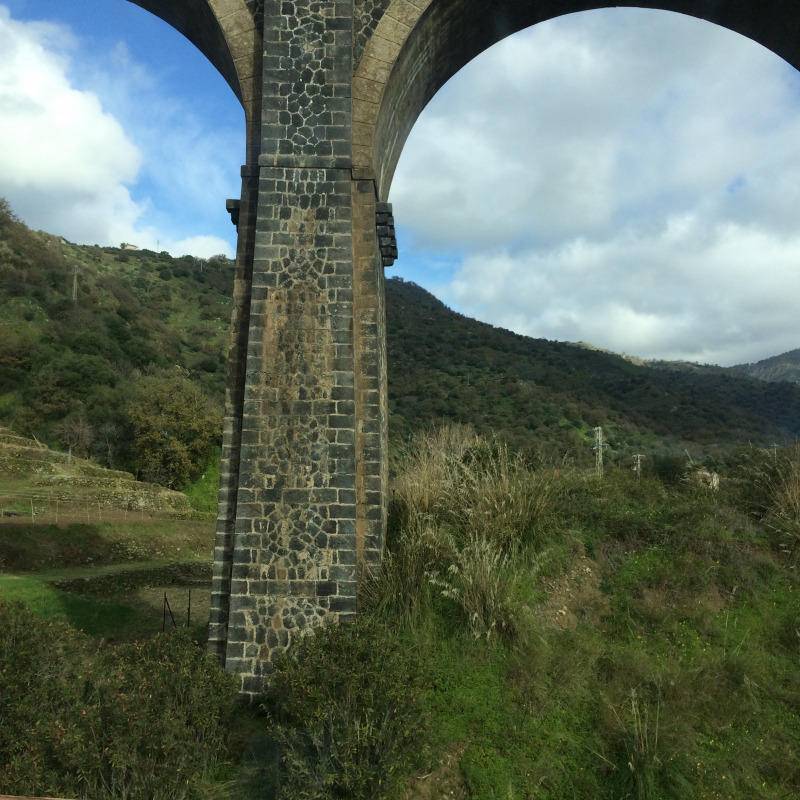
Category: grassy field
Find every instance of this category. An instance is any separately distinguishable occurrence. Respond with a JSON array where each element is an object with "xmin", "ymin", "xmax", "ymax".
[
  {"xmin": 0, "ymin": 515, "xmax": 215, "ymax": 640},
  {"xmin": 3, "ymin": 428, "xmax": 800, "ymax": 799}
]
